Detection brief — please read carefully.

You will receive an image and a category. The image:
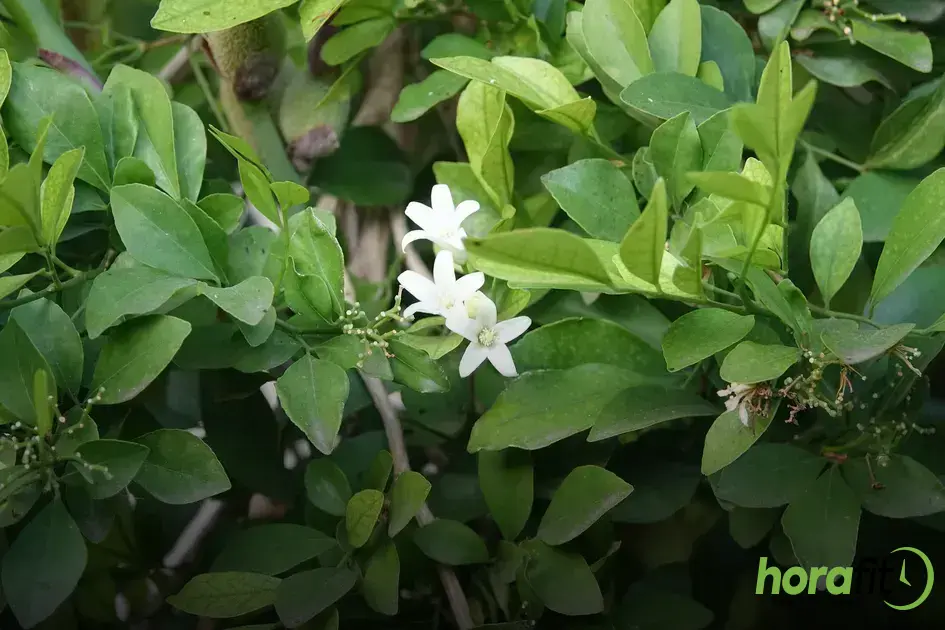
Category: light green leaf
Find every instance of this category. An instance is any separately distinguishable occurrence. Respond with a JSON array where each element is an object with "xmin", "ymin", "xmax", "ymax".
[
  {"xmin": 0, "ymin": 320, "xmax": 53, "ymax": 423},
  {"xmin": 523, "ymin": 541, "xmax": 603, "ymax": 615},
  {"xmin": 172, "ymin": 102, "xmax": 206, "ymax": 202},
  {"xmin": 697, "ymin": 60, "xmax": 724, "ymax": 91},
  {"xmin": 541, "ymin": 159, "xmax": 640, "ymax": 242},
  {"xmin": 588, "ymin": 386, "xmax": 717, "ymax": 440},
  {"xmin": 199, "ymin": 193, "xmax": 245, "ymax": 233},
  {"xmin": 0, "ymin": 499, "xmax": 87, "ymax": 628},
  {"xmin": 211, "ymin": 524, "xmax": 336, "ymax": 575},
  {"xmin": 661, "ymin": 308, "xmax": 754, "ymax": 371},
  {"xmin": 466, "ymin": 228, "xmax": 612, "ymax": 292},
  {"xmin": 711, "ymin": 443, "xmax": 824, "ymax": 508},
  {"xmin": 701, "ymin": 406, "xmax": 774, "ymax": 476},
  {"xmin": 796, "ymin": 55, "xmax": 891, "ymax": 90},
  {"xmin": 322, "ymin": 18, "xmax": 396, "ymax": 66},
  {"xmin": 270, "ymin": 181, "xmax": 310, "ymax": 211},
  {"xmin": 199, "ymin": 277, "xmax": 274, "ymax": 326},
  {"xmin": 114, "ymin": 156, "xmax": 156, "ymax": 187},
  {"xmin": 388, "ymin": 471, "xmax": 432, "ymax": 537},
  {"xmin": 274, "ymin": 567, "xmax": 356, "ymax": 628},
  {"xmin": 94, "ymin": 83, "xmax": 138, "ymax": 175},
  {"xmin": 842, "ymin": 455, "xmax": 945, "ymax": 518},
  {"xmin": 388, "ymin": 339, "xmax": 450, "ymax": 394},
  {"xmin": 851, "ymin": 20, "xmax": 932, "ymax": 73},
  {"xmin": 456, "ymin": 81, "xmax": 514, "ymax": 206},
  {"xmin": 363, "ymin": 542, "xmax": 399, "ymax": 615},
  {"xmin": 300, "ymin": 0, "xmax": 347, "ymax": 41},
  {"xmin": 391, "ymin": 71, "xmax": 469, "ymax": 123},
  {"xmin": 134, "ymin": 428, "xmax": 231, "ymax": 504},
  {"xmin": 567, "ymin": 10, "xmax": 625, "ymax": 98},
  {"xmin": 304, "ymin": 458, "xmax": 352, "ymax": 517},
  {"xmin": 809, "ymin": 198, "xmax": 862, "ymax": 306},
  {"xmin": 537, "ymin": 465, "xmax": 632, "ymax": 545},
  {"xmin": 414, "ymin": 519, "xmax": 490, "ymax": 565},
  {"xmin": 688, "ymin": 171, "xmax": 770, "ymax": 206},
  {"xmin": 719, "ymin": 341, "xmax": 799, "ymax": 384},
  {"xmin": 72, "ymin": 439, "xmax": 149, "ymax": 499},
  {"xmin": 651, "ymin": 113, "xmax": 702, "ymax": 208},
  {"xmin": 478, "ymin": 450, "xmax": 533, "ymax": 541},
  {"xmin": 4, "ymin": 64, "xmax": 110, "ymax": 191},
  {"xmin": 467, "ymin": 364, "xmax": 640, "ymax": 451},
  {"xmin": 782, "ymin": 467, "xmax": 860, "ymax": 569},
  {"xmin": 582, "ymin": 0, "xmax": 654, "ymax": 88},
  {"xmin": 648, "ymin": 0, "xmax": 701, "ymax": 76},
  {"xmin": 39, "ymin": 147, "xmax": 83, "ymax": 247},
  {"xmin": 111, "ymin": 184, "xmax": 218, "ymax": 282},
  {"xmin": 0, "ymin": 272, "xmax": 38, "ymax": 301},
  {"xmin": 867, "ymin": 80, "xmax": 945, "ymax": 171},
  {"xmin": 240, "ymin": 160, "xmax": 280, "ymax": 226},
  {"xmin": 90, "ymin": 313, "xmax": 190, "ymax": 405},
  {"xmin": 85, "ymin": 266, "xmax": 197, "ymax": 339},
  {"xmin": 285, "ymin": 210, "xmax": 346, "ymax": 323},
  {"xmin": 168, "ymin": 572, "xmax": 280, "ymax": 618},
  {"xmin": 620, "ymin": 72, "xmax": 732, "ymax": 124},
  {"xmin": 277, "ymin": 355, "xmax": 349, "ymax": 456},
  {"xmin": 821, "ymin": 323, "xmax": 914, "ymax": 365},
  {"xmin": 700, "ymin": 5, "xmax": 754, "ymax": 102},
  {"xmin": 619, "ymin": 178, "xmax": 668, "ymax": 285},
  {"xmin": 346, "ymin": 488, "xmax": 384, "ymax": 548},
  {"xmin": 151, "ymin": 0, "xmax": 298, "ymax": 33}
]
